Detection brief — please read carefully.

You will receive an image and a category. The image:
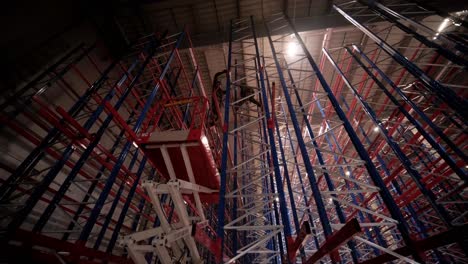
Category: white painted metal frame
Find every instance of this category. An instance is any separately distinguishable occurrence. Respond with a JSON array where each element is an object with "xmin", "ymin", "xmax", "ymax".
[{"xmin": 121, "ymin": 139, "xmax": 217, "ymax": 263}]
